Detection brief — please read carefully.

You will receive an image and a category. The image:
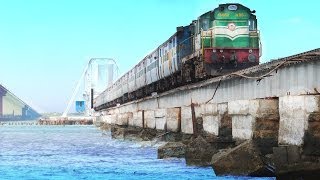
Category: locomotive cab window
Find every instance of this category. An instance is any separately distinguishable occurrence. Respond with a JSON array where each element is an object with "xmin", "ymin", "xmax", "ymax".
[
  {"xmin": 248, "ymin": 19, "xmax": 256, "ymax": 31},
  {"xmin": 201, "ymin": 19, "xmax": 210, "ymax": 31}
]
